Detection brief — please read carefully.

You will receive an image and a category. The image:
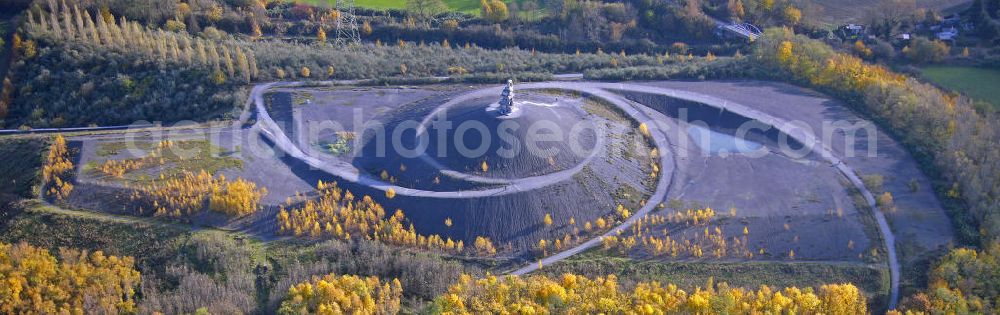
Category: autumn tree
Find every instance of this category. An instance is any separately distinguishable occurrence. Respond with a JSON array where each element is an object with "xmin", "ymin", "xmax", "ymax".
[
  {"xmin": 782, "ymin": 5, "xmax": 801, "ymax": 25},
  {"xmin": 900, "ymin": 243, "xmax": 1000, "ymax": 314},
  {"xmin": 360, "ymin": 20, "xmax": 373, "ymax": 36},
  {"xmin": 209, "ymin": 176, "xmax": 267, "ymax": 216},
  {"xmin": 442, "ymin": 19, "xmax": 459, "ymax": 32},
  {"xmin": 278, "ymin": 274, "xmax": 402, "ymax": 315},
  {"xmin": 406, "ymin": 0, "xmax": 448, "ymax": 24},
  {"xmin": 474, "ymin": 236, "xmax": 497, "ymax": 256},
  {"xmin": 316, "ymin": 26, "xmax": 327, "ymax": 44},
  {"xmin": 128, "ymin": 169, "xmax": 267, "ymax": 218},
  {"xmin": 276, "ymin": 180, "xmax": 477, "ymax": 255},
  {"xmin": 0, "ymin": 242, "xmax": 141, "ymax": 314},
  {"xmin": 235, "ymin": 47, "xmax": 251, "ymax": 83},
  {"xmin": 43, "ymin": 134, "xmax": 74, "ymax": 199},
  {"xmin": 728, "ymin": 0, "xmax": 746, "ymax": 21},
  {"xmin": 481, "ymin": 0, "xmax": 509, "ymax": 23},
  {"xmin": 904, "ymin": 37, "xmax": 950, "ymax": 64}
]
